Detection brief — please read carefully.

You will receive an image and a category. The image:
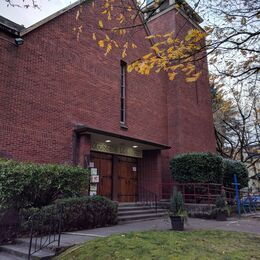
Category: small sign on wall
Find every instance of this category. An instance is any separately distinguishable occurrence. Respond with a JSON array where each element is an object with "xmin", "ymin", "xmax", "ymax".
[
  {"xmin": 89, "ymin": 162, "xmax": 95, "ymax": 168},
  {"xmin": 90, "ymin": 184, "xmax": 97, "ymax": 192},
  {"xmin": 90, "ymin": 175, "xmax": 100, "ymax": 183},
  {"xmin": 132, "ymin": 166, "xmax": 137, "ymax": 172},
  {"xmin": 90, "ymin": 191, "xmax": 97, "ymax": 196},
  {"xmin": 91, "ymin": 168, "xmax": 98, "ymax": 175}
]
